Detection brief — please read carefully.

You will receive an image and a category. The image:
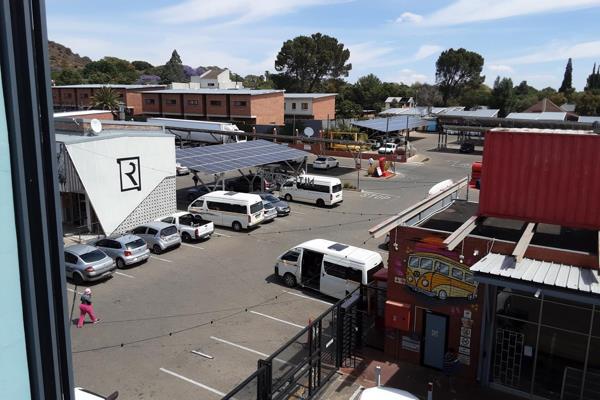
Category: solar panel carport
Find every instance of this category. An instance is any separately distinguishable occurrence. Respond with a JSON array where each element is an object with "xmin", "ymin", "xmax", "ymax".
[
  {"xmin": 175, "ymin": 139, "xmax": 309, "ymax": 175},
  {"xmin": 351, "ymin": 115, "xmax": 429, "ymax": 133}
]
